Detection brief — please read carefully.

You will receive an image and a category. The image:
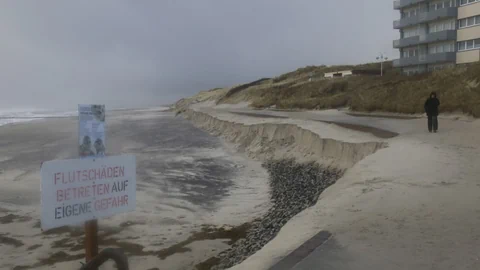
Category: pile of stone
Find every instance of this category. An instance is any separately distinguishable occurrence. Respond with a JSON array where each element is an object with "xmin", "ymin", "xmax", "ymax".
[{"xmin": 211, "ymin": 159, "xmax": 342, "ymax": 270}]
